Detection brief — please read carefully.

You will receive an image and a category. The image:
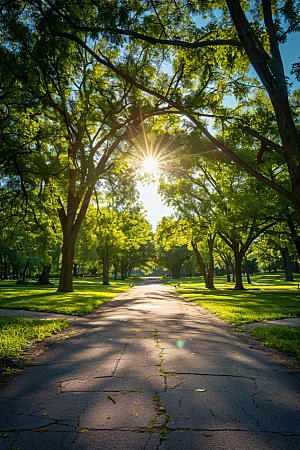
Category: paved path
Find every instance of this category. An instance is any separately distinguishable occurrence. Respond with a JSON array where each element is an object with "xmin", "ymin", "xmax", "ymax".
[{"xmin": 1, "ymin": 279, "xmax": 300, "ymax": 450}]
